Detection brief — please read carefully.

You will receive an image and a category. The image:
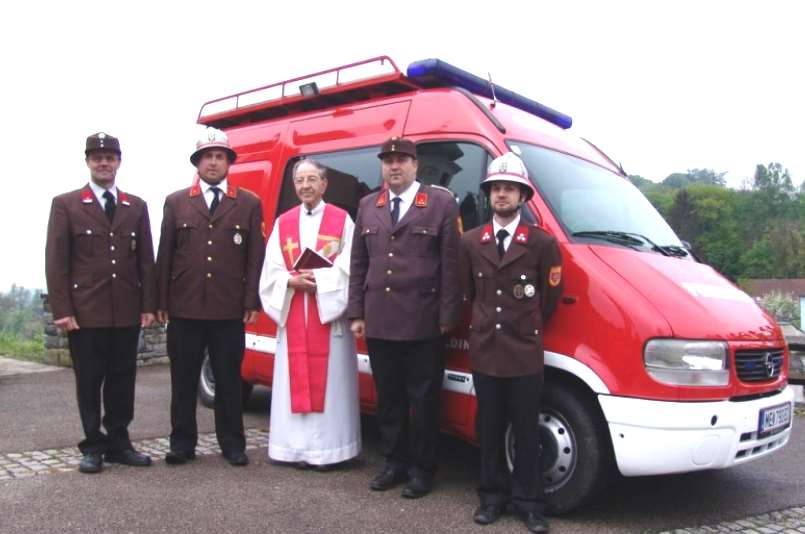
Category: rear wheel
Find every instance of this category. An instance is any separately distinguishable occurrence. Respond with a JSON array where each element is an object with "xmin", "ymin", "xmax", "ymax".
[
  {"xmin": 505, "ymin": 381, "xmax": 613, "ymax": 514},
  {"xmin": 198, "ymin": 353, "xmax": 254, "ymax": 409}
]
